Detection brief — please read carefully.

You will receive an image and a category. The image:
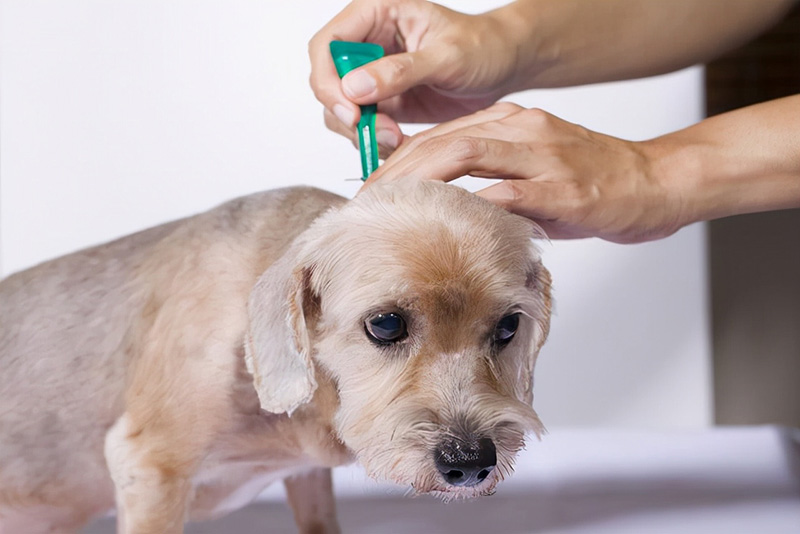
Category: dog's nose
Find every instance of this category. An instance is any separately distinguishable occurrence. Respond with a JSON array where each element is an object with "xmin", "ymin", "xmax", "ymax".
[{"xmin": 434, "ymin": 437, "xmax": 496, "ymax": 487}]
